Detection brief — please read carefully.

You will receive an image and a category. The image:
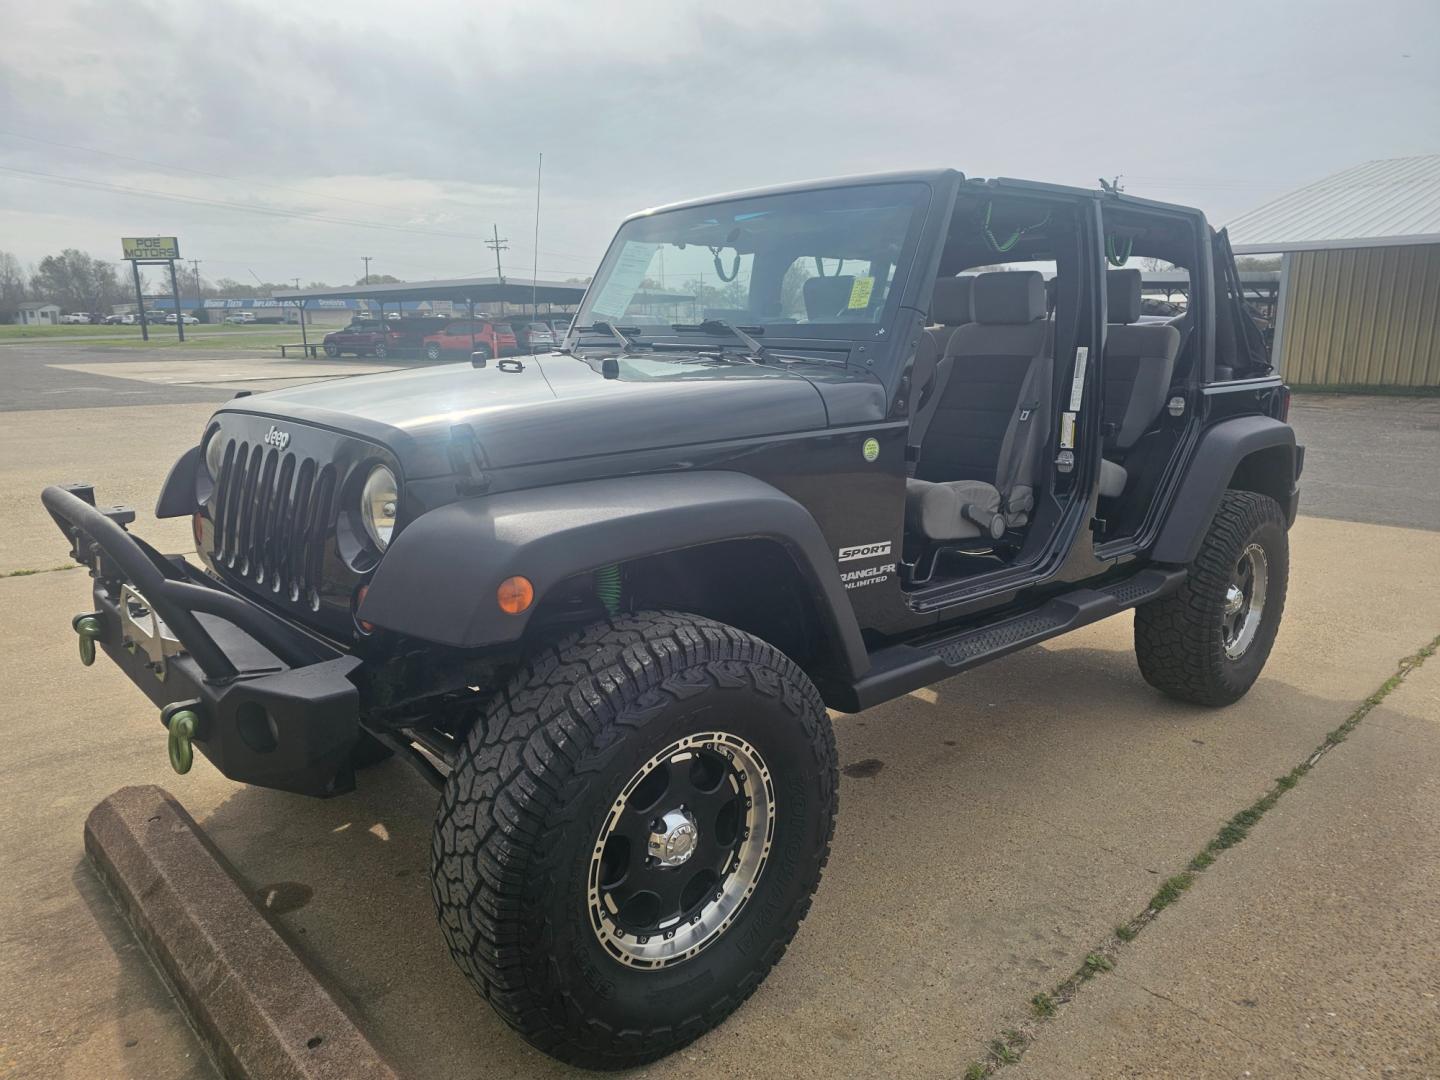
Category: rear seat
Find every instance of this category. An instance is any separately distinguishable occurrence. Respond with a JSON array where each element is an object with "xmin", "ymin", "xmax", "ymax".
[
  {"xmin": 905, "ymin": 271, "xmax": 1052, "ymax": 541},
  {"xmin": 1098, "ymin": 269, "xmax": 1181, "ymax": 498}
]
